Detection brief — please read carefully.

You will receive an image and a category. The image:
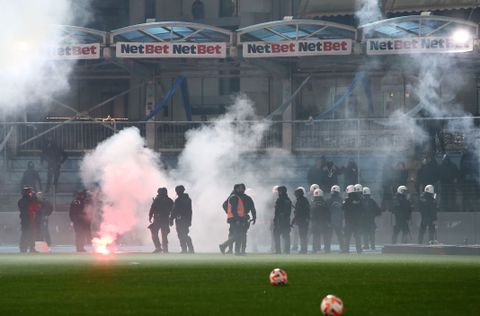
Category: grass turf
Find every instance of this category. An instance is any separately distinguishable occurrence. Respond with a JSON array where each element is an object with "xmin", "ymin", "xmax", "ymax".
[{"xmin": 0, "ymin": 253, "xmax": 478, "ymax": 315}]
